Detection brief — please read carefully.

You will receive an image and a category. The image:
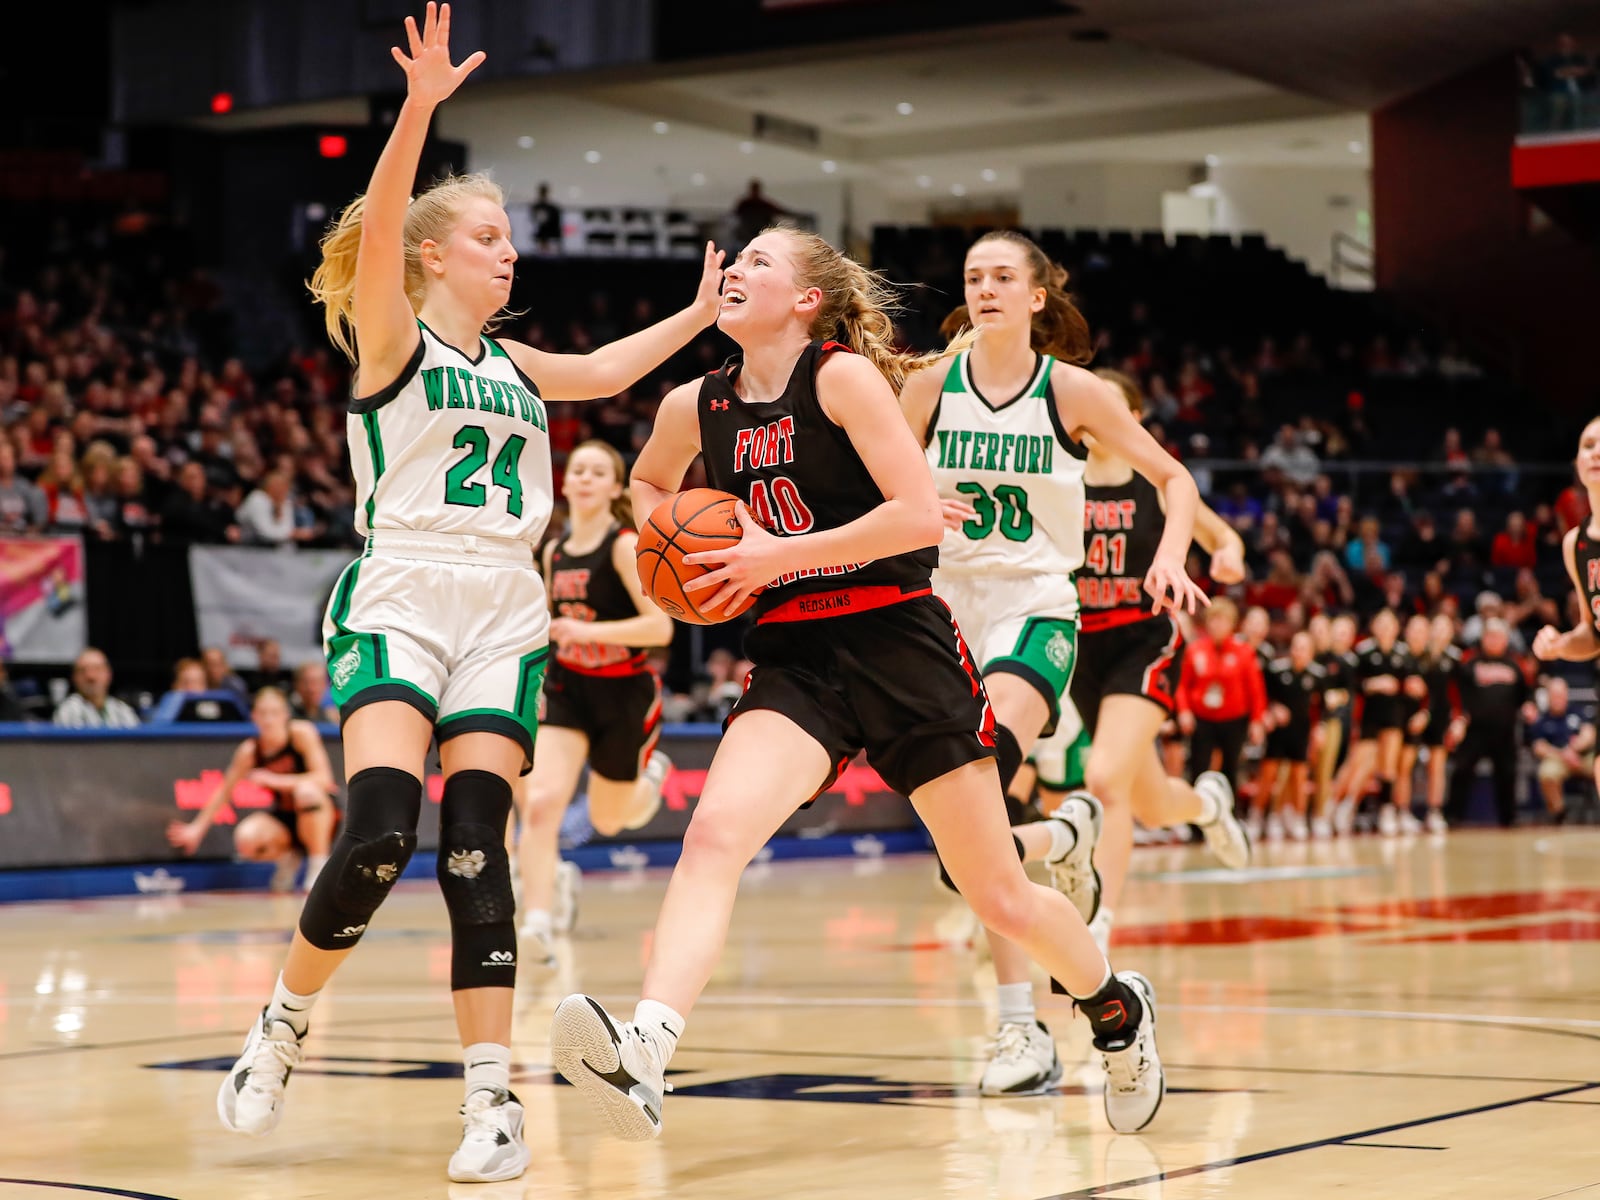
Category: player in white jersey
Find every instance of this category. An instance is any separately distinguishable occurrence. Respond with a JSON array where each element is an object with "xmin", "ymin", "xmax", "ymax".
[
  {"xmin": 900, "ymin": 229, "xmax": 1206, "ymax": 1097},
  {"xmin": 213, "ymin": 5, "xmax": 721, "ymax": 1184}
]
